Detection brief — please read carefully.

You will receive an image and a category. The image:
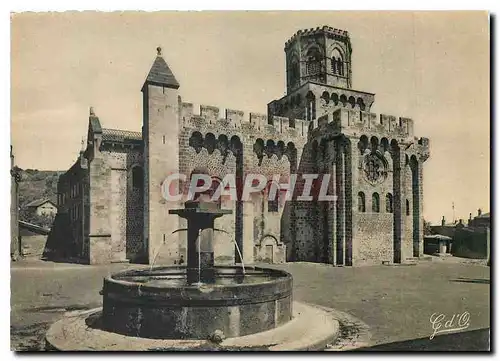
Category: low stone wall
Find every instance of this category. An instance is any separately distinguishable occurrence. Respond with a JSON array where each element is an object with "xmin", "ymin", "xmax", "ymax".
[{"xmin": 20, "ymin": 235, "xmax": 47, "ymax": 259}]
